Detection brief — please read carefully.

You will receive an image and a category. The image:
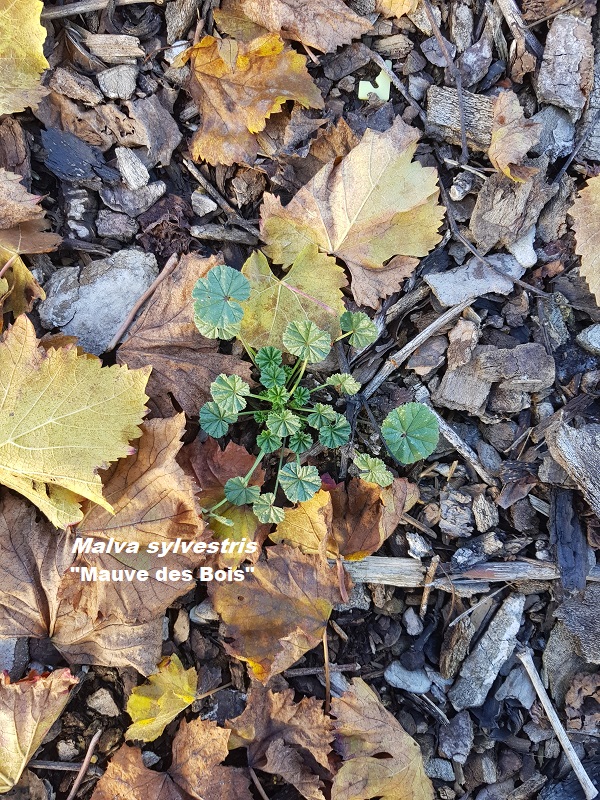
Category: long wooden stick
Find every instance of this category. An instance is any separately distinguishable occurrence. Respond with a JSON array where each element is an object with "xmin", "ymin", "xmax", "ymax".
[{"xmin": 42, "ymin": 0, "xmax": 163, "ymax": 19}]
